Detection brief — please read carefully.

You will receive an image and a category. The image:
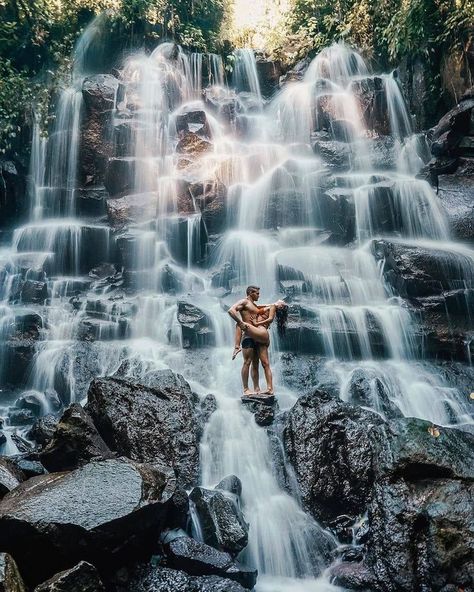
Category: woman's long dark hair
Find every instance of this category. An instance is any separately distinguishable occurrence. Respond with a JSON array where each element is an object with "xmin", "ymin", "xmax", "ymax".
[{"xmin": 276, "ymin": 304, "xmax": 288, "ymax": 337}]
